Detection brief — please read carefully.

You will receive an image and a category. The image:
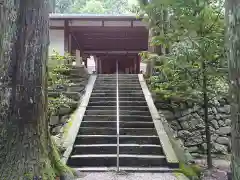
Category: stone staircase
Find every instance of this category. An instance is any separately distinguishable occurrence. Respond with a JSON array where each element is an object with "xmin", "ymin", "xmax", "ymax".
[{"xmin": 67, "ymin": 74, "xmax": 178, "ymax": 172}]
